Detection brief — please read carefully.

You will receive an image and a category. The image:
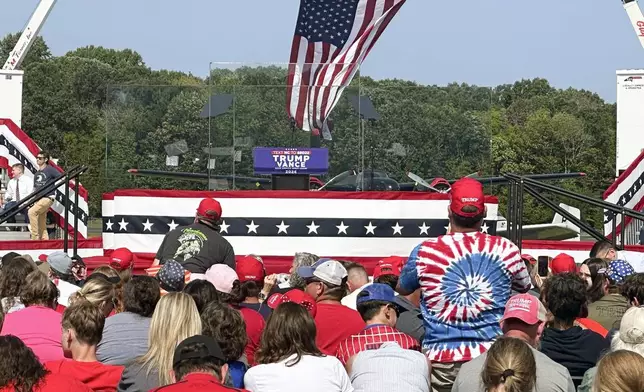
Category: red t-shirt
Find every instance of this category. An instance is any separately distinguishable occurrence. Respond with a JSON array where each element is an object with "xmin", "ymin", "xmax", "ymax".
[
  {"xmin": 314, "ymin": 302, "xmax": 365, "ymax": 355},
  {"xmin": 0, "ymin": 372, "xmax": 92, "ymax": 392},
  {"xmin": 45, "ymin": 359, "xmax": 124, "ymax": 392},
  {"xmin": 149, "ymin": 373, "xmax": 249, "ymax": 392},
  {"xmin": 236, "ymin": 307, "xmax": 265, "ymax": 366},
  {"xmin": 336, "ymin": 324, "xmax": 421, "ymax": 365}
]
